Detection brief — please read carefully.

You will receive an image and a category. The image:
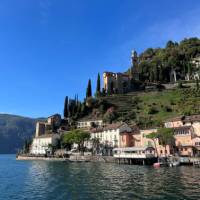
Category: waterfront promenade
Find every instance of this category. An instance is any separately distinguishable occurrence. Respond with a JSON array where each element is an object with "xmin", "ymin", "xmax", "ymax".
[{"xmin": 16, "ymin": 154, "xmax": 200, "ymax": 167}]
